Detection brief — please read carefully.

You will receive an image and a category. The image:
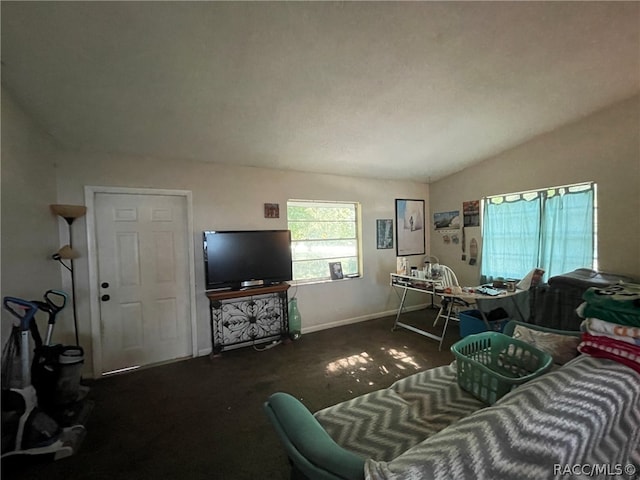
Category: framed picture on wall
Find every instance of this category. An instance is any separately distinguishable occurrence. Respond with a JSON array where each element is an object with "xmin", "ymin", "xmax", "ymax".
[
  {"xmin": 264, "ymin": 203, "xmax": 279, "ymax": 218},
  {"xmin": 395, "ymin": 199, "xmax": 425, "ymax": 256},
  {"xmin": 434, "ymin": 210, "xmax": 460, "ymax": 230},
  {"xmin": 376, "ymin": 219, "xmax": 394, "ymax": 249}
]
